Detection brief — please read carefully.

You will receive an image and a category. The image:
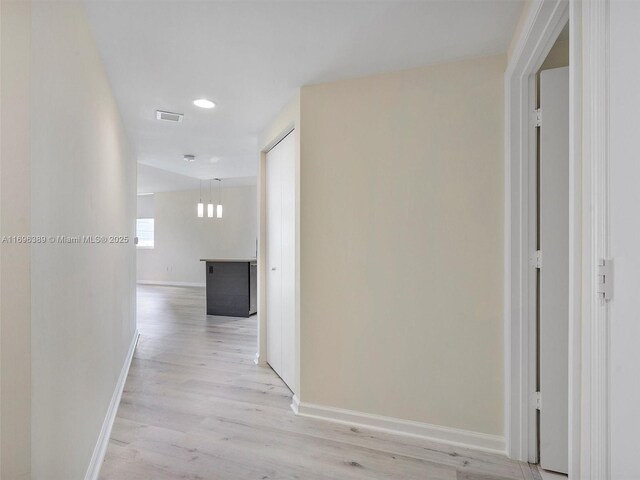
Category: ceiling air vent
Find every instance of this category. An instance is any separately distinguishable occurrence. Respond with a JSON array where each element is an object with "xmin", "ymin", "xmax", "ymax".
[{"xmin": 156, "ymin": 110, "xmax": 184, "ymax": 123}]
